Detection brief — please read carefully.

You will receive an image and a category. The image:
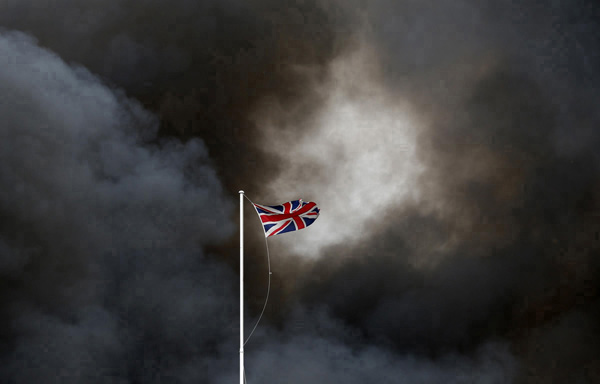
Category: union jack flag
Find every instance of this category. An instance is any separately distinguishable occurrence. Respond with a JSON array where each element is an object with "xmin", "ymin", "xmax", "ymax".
[{"xmin": 253, "ymin": 199, "xmax": 320, "ymax": 237}]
